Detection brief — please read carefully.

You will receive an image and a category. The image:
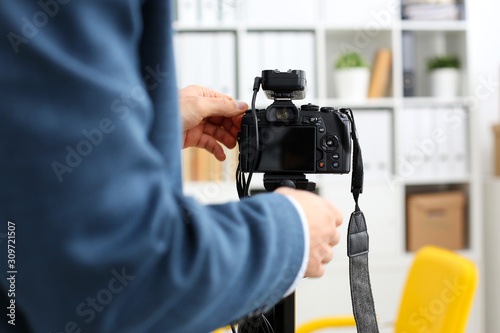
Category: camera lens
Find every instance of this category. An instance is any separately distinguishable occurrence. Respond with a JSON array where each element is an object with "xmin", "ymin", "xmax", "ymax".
[{"xmin": 276, "ymin": 108, "xmax": 290, "ymax": 120}]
